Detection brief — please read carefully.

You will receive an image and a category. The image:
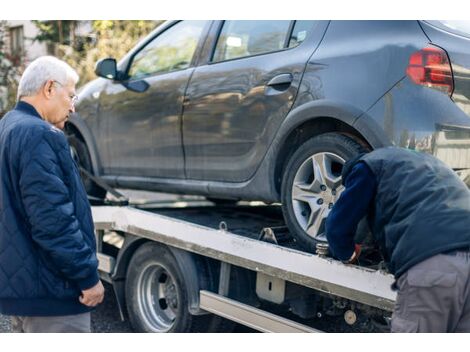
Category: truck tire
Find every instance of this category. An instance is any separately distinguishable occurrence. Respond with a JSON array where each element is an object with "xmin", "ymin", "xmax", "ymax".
[
  {"xmin": 67, "ymin": 135, "xmax": 106, "ymax": 200},
  {"xmin": 125, "ymin": 242, "xmax": 210, "ymax": 333},
  {"xmin": 281, "ymin": 133, "xmax": 367, "ymax": 252}
]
